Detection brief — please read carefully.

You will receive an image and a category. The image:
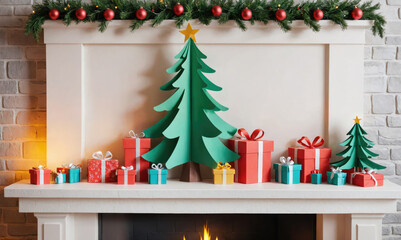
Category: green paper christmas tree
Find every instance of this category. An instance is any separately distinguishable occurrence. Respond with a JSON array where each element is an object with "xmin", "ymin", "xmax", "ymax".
[
  {"xmin": 331, "ymin": 116, "xmax": 385, "ymax": 170},
  {"xmin": 142, "ymin": 23, "xmax": 239, "ymax": 181}
]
